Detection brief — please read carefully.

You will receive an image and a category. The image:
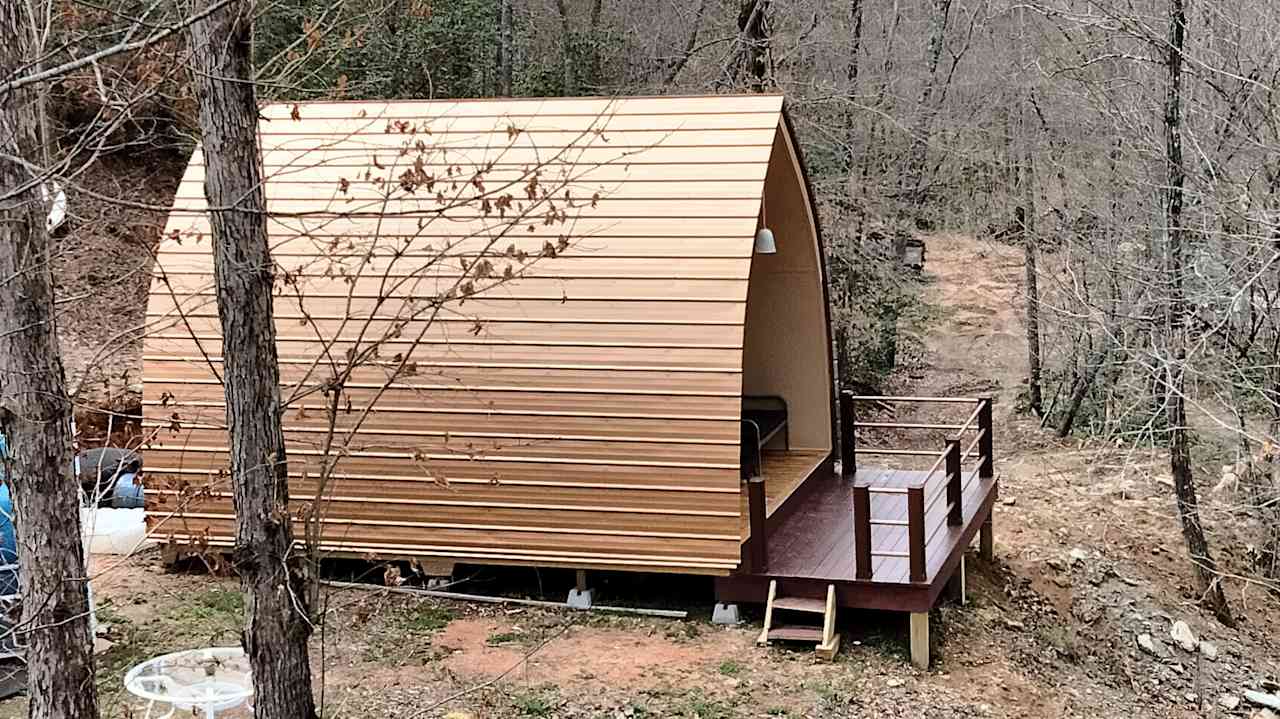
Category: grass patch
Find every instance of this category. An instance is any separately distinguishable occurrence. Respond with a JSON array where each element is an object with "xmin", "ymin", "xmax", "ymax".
[
  {"xmin": 716, "ymin": 659, "xmax": 742, "ymax": 676},
  {"xmin": 399, "ymin": 603, "xmax": 455, "ymax": 634},
  {"xmin": 679, "ymin": 690, "xmax": 731, "ymax": 719},
  {"xmin": 486, "ymin": 630, "xmax": 523, "ymax": 646},
  {"xmin": 509, "ymin": 688, "xmax": 558, "ymax": 717}
]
